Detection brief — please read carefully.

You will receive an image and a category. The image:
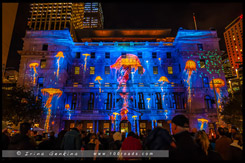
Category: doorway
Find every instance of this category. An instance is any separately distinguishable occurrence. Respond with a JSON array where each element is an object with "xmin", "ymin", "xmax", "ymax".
[{"xmin": 120, "ymin": 120, "xmax": 131, "ymax": 134}]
